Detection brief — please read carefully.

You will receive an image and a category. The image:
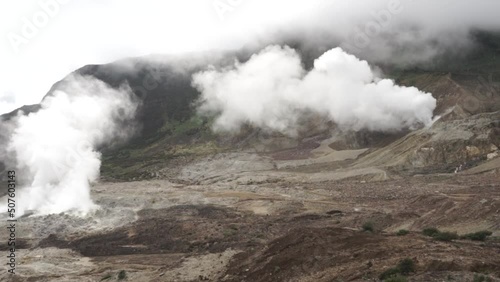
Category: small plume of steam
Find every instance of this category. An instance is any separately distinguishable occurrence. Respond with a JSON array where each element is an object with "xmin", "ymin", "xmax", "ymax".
[
  {"xmin": 192, "ymin": 45, "xmax": 436, "ymax": 135},
  {"xmin": 8, "ymin": 75, "xmax": 139, "ymax": 216}
]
